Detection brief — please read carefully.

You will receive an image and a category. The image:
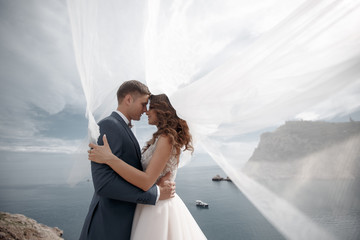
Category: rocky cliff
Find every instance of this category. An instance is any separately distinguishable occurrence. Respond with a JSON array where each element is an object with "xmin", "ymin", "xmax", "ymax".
[
  {"xmin": 243, "ymin": 120, "xmax": 360, "ymax": 179},
  {"xmin": 0, "ymin": 211, "xmax": 63, "ymax": 240}
]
